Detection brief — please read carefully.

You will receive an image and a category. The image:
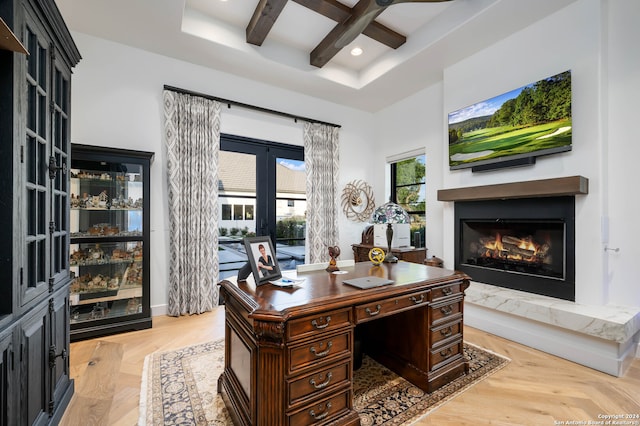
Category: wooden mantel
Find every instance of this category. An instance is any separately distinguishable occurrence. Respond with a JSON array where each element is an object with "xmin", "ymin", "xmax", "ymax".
[{"xmin": 437, "ymin": 175, "xmax": 588, "ymax": 202}]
